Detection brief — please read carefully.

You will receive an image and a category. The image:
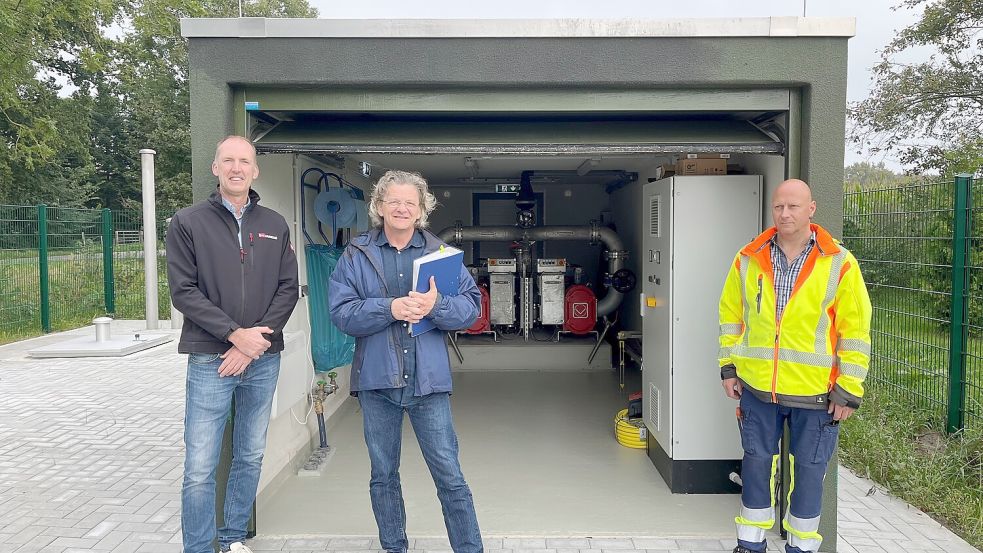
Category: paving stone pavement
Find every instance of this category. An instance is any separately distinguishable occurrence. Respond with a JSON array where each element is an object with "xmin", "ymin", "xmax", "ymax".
[{"xmin": 0, "ymin": 324, "xmax": 979, "ymax": 553}]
